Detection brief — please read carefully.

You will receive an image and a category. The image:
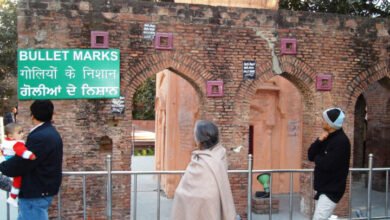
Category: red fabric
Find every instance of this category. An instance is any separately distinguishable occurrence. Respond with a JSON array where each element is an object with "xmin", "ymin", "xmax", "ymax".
[
  {"xmin": 4, "ymin": 138, "xmax": 33, "ymax": 199},
  {"xmin": 12, "ymin": 142, "xmax": 29, "ymax": 158},
  {"xmin": 10, "ymin": 176, "xmax": 22, "ymax": 199},
  {"xmin": 13, "ymin": 176, "xmax": 21, "ymax": 188}
]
